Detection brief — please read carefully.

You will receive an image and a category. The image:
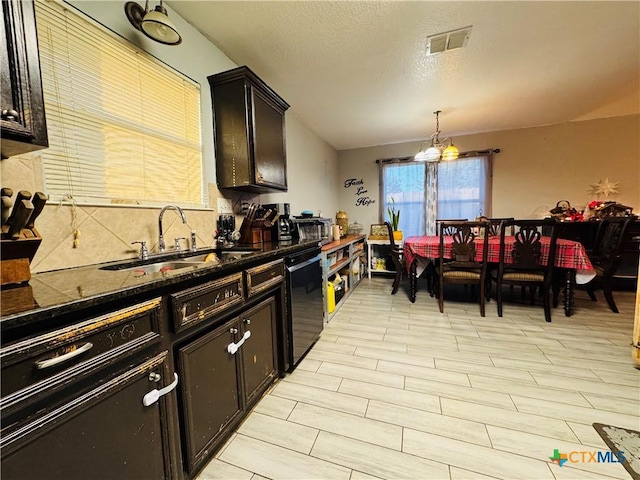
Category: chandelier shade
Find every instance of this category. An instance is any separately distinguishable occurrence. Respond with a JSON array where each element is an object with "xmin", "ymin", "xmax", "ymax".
[{"xmin": 415, "ymin": 110, "xmax": 459, "ymax": 162}]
